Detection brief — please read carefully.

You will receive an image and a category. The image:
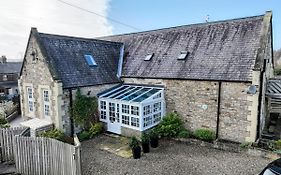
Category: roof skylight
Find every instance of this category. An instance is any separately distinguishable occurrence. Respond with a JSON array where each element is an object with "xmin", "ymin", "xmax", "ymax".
[
  {"xmin": 144, "ymin": 53, "xmax": 154, "ymax": 61},
  {"xmin": 177, "ymin": 51, "xmax": 189, "ymax": 60},
  {"xmin": 84, "ymin": 54, "xmax": 97, "ymax": 66}
]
